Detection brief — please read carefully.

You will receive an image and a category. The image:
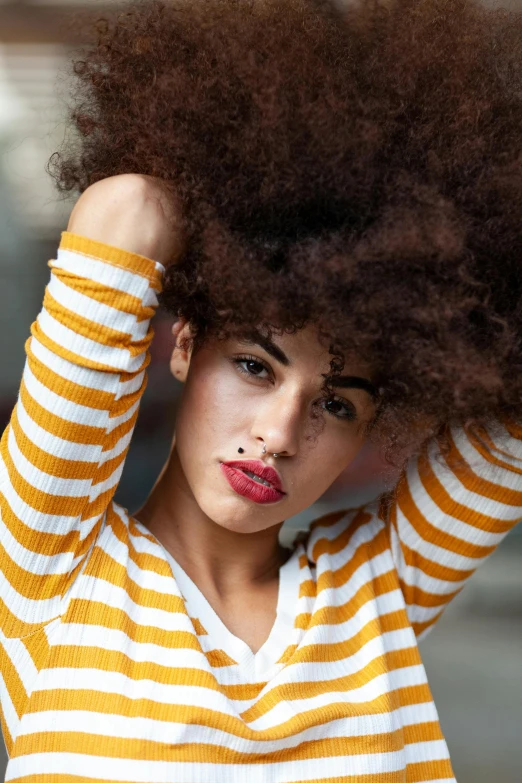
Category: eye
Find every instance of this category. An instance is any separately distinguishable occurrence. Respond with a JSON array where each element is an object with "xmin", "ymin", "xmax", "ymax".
[
  {"xmin": 321, "ymin": 396, "xmax": 357, "ymax": 421},
  {"xmin": 233, "ymin": 355, "xmax": 272, "ymax": 380}
]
